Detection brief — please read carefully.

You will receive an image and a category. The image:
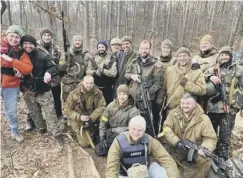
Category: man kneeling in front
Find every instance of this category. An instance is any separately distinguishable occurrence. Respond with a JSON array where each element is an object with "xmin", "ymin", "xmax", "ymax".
[{"xmin": 105, "ymin": 115, "xmax": 180, "ymax": 178}]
